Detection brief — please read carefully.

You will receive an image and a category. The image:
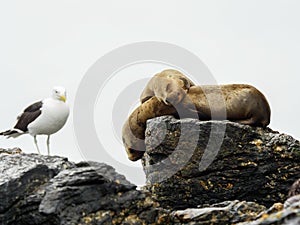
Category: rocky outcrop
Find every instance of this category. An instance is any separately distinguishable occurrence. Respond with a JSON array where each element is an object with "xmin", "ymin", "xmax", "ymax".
[
  {"xmin": 0, "ymin": 150, "xmax": 75, "ymax": 224},
  {"xmin": 0, "ymin": 151, "xmax": 153, "ymax": 225},
  {"xmin": 1, "ymin": 116, "xmax": 300, "ymax": 224},
  {"xmin": 0, "ymin": 149, "xmax": 271, "ymax": 225},
  {"xmin": 143, "ymin": 116, "xmax": 300, "ymax": 210}
]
